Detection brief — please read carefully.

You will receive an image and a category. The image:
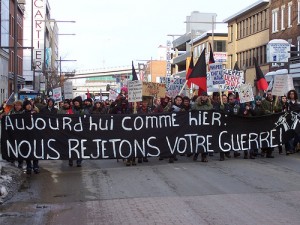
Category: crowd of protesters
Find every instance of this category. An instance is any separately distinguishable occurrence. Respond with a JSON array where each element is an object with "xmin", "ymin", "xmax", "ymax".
[{"xmin": 1, "ymin": 87, "xmax": 300, "ymax": 172}]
